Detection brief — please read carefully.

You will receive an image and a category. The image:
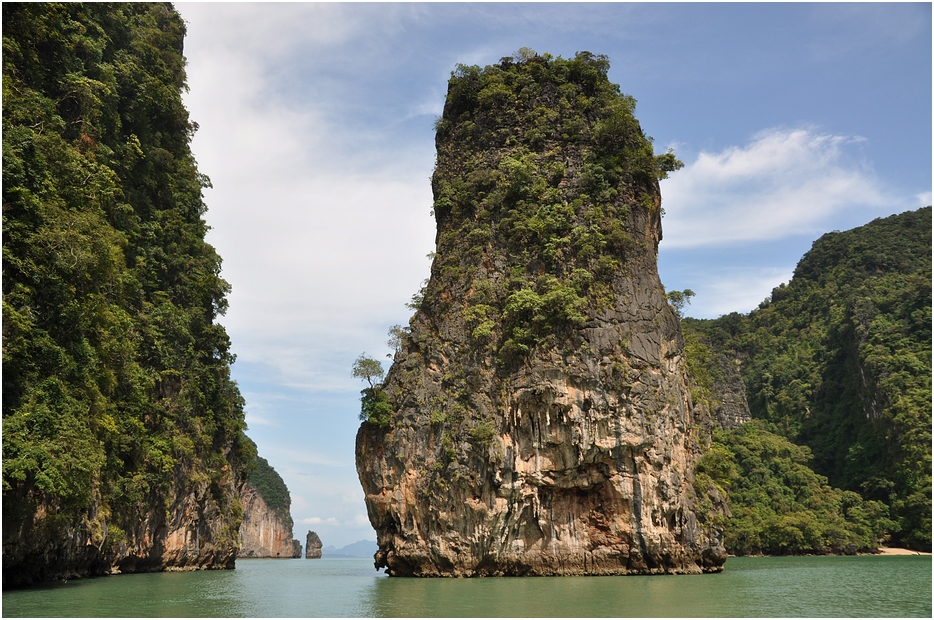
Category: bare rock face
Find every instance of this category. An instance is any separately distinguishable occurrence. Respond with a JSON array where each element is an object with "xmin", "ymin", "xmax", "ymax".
[
  {"xmin": 3, "ymin": 457, "xmax": 244, "ymax": 587},
  {"xmin": 113, "ymin": 468, "xmax": 243, "ymax": 573},
  {"xmin": 709, "ymin": 353, "xmax": 753, "ymax": 430},
  {"xmin": 238, "ymin": 485, "xmax": 302, "ymax": 558},
  {"xmin": 305, "ymin": 531, "xmax": 323, "ymax": 559},
  {"xmin": 355, "ymin": 52, "xmax": 726, "ymax": 577}
]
